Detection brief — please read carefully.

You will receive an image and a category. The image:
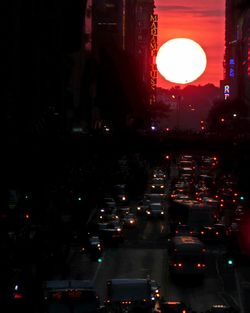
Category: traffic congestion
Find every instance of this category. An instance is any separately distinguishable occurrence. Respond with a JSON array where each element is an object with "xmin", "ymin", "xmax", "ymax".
[{"xmin": 3, "ymin": 152, "xmax": 250, "ymax": 313}]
